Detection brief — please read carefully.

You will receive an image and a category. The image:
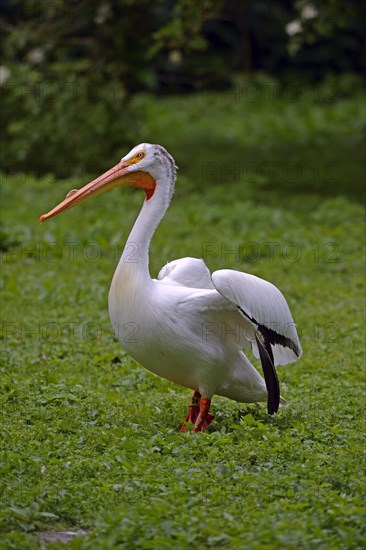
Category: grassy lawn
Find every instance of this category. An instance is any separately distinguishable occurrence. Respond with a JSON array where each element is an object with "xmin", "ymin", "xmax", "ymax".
[{"xmin": 1, "ymin": 87, "xmax": 365, "ymax": 548}]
